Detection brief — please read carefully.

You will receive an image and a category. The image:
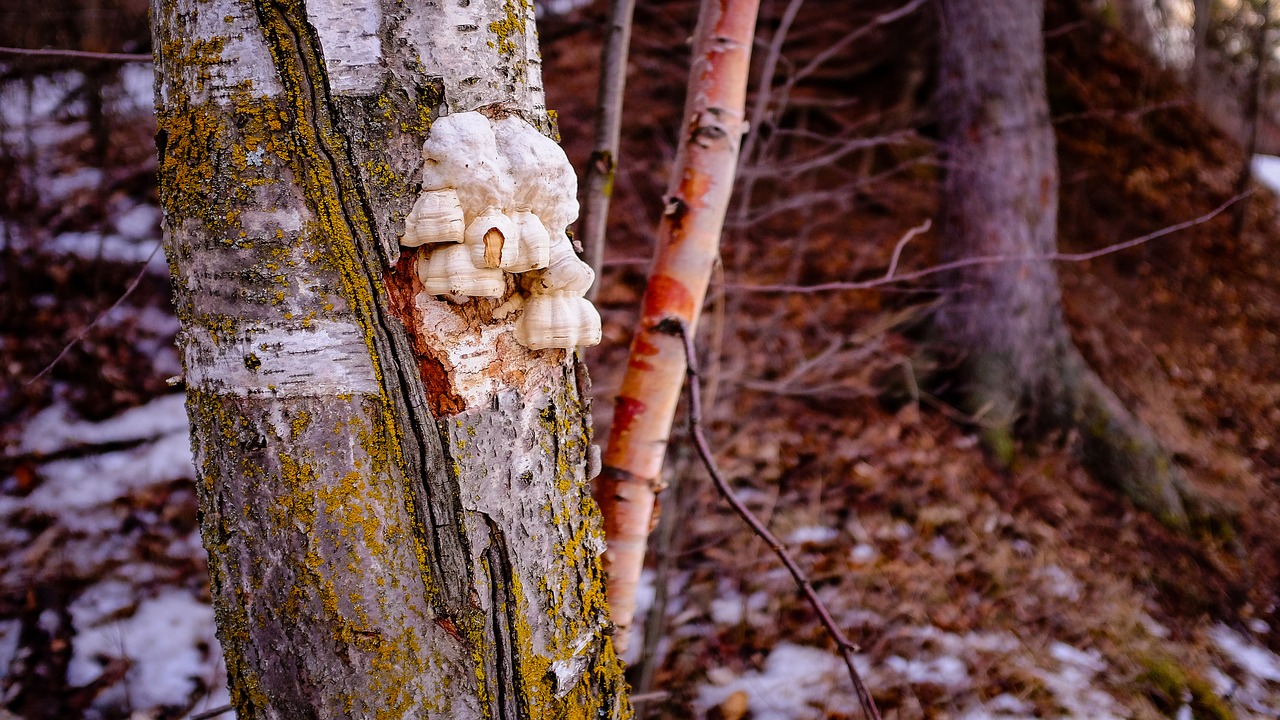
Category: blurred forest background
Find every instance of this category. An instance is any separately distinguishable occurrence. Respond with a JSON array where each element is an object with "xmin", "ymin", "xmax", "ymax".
[{"xmin": 2, "ymin": 0, "xmax": 1280, "ymax": 718}]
